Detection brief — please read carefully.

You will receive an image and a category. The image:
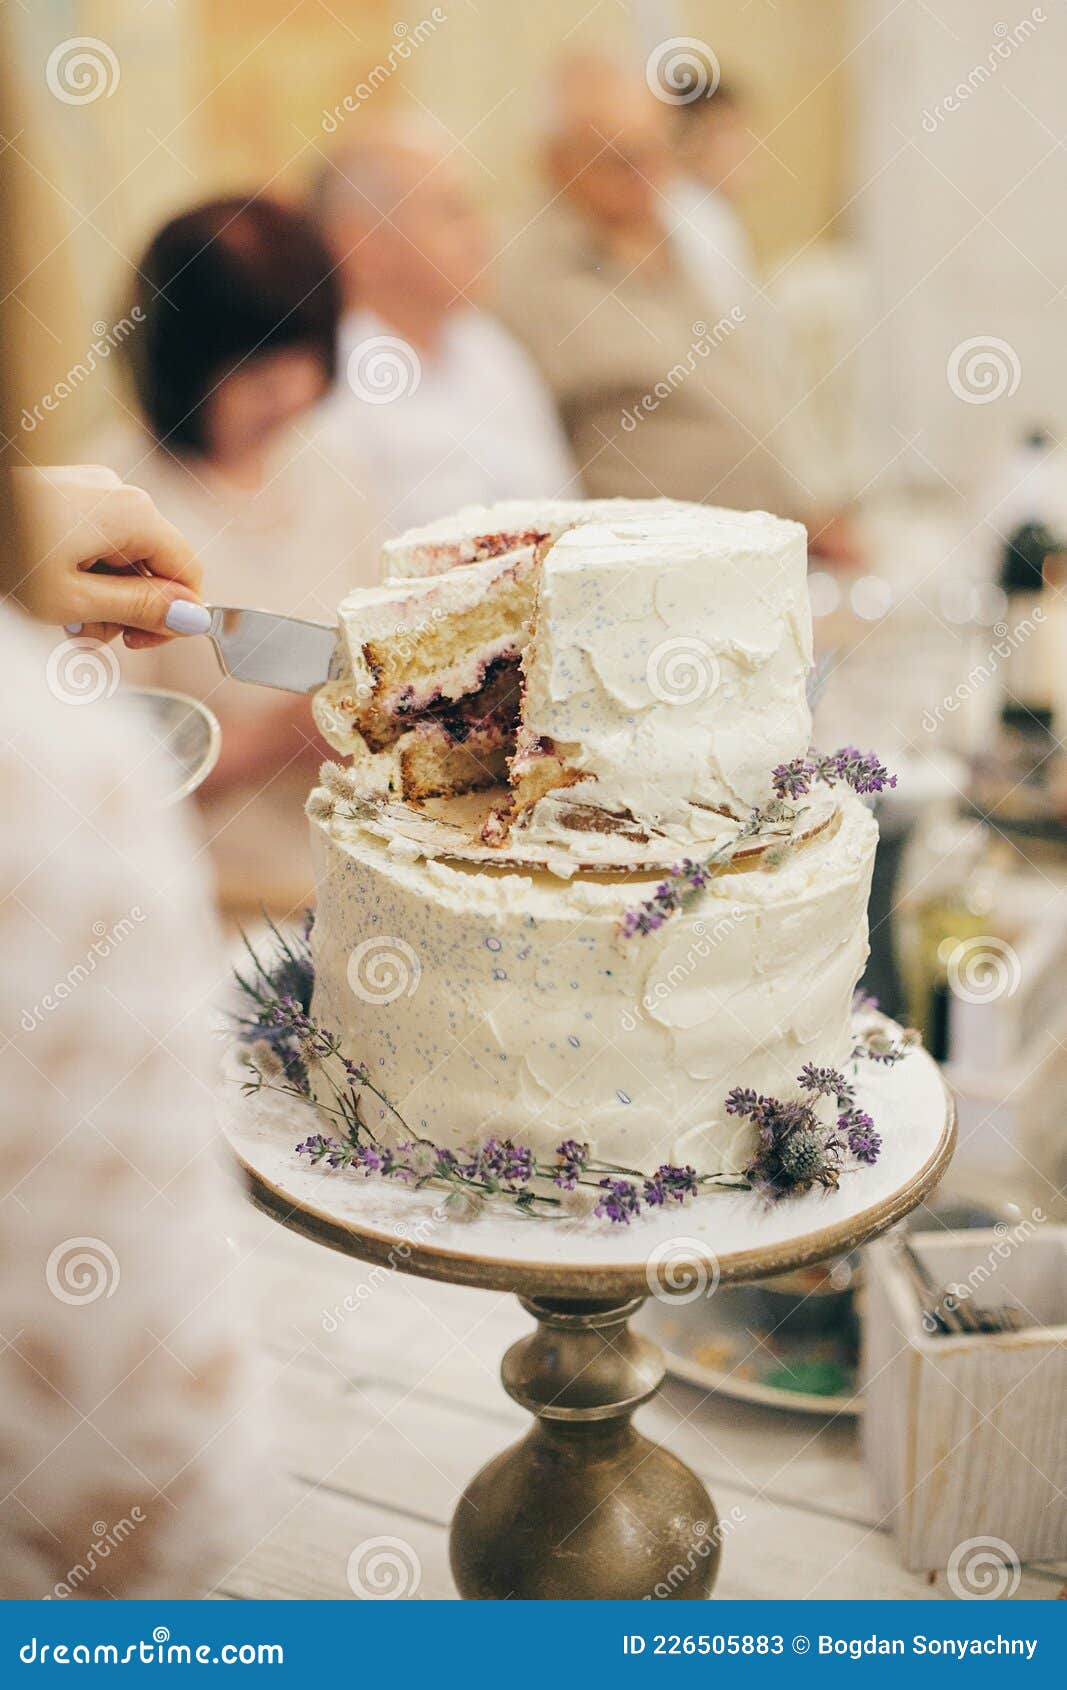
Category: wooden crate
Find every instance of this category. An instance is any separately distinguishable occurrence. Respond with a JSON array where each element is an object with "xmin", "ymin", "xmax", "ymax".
[{"xmin": 862, "ymin": 1226, "xmax": 1067, "ymax": 1571}]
